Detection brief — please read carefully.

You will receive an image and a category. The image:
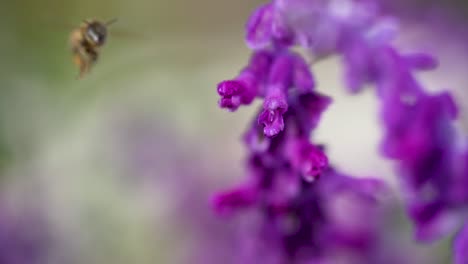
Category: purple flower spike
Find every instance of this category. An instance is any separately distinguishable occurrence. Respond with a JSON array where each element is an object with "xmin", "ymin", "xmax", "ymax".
[
  {"xmin": 213, "ymin": 0, "xmax": 466, "ymax": 262},
  {"xmin": 246, "ymin": 3, "xmax": 275, "ymax": 49},
  {"xmin": 258, "ymin": 85, "xmax": 288, "ymax": 137}
]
